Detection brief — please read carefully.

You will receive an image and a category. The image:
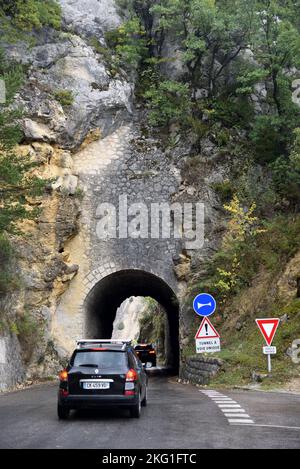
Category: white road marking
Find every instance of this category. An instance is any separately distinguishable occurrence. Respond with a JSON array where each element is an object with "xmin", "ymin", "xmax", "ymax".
[
  {"xmin": 214, "ymin": 399, "xmax": 237, "ymax": 404},
  {"xmin": 228, "ymin": 419, "xmax": 254, "ymax": 424},
  {"xmin": 221, "ymin": 408, "xmax": 246, "ymax": 413},
  {"xmin": 201, "ymin": 389, "xmax": 254, "ymax": 426},
  {"xmin": 218, "ymin": 404, "xmax": 242, "ymax": 408},
  {"xmin": 231, "ymin": 423, "xmax": 300, "ymax": 431},
  {"xmin": 211, "ymin": 397, "xmax": 233, "ymax": 400}
]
